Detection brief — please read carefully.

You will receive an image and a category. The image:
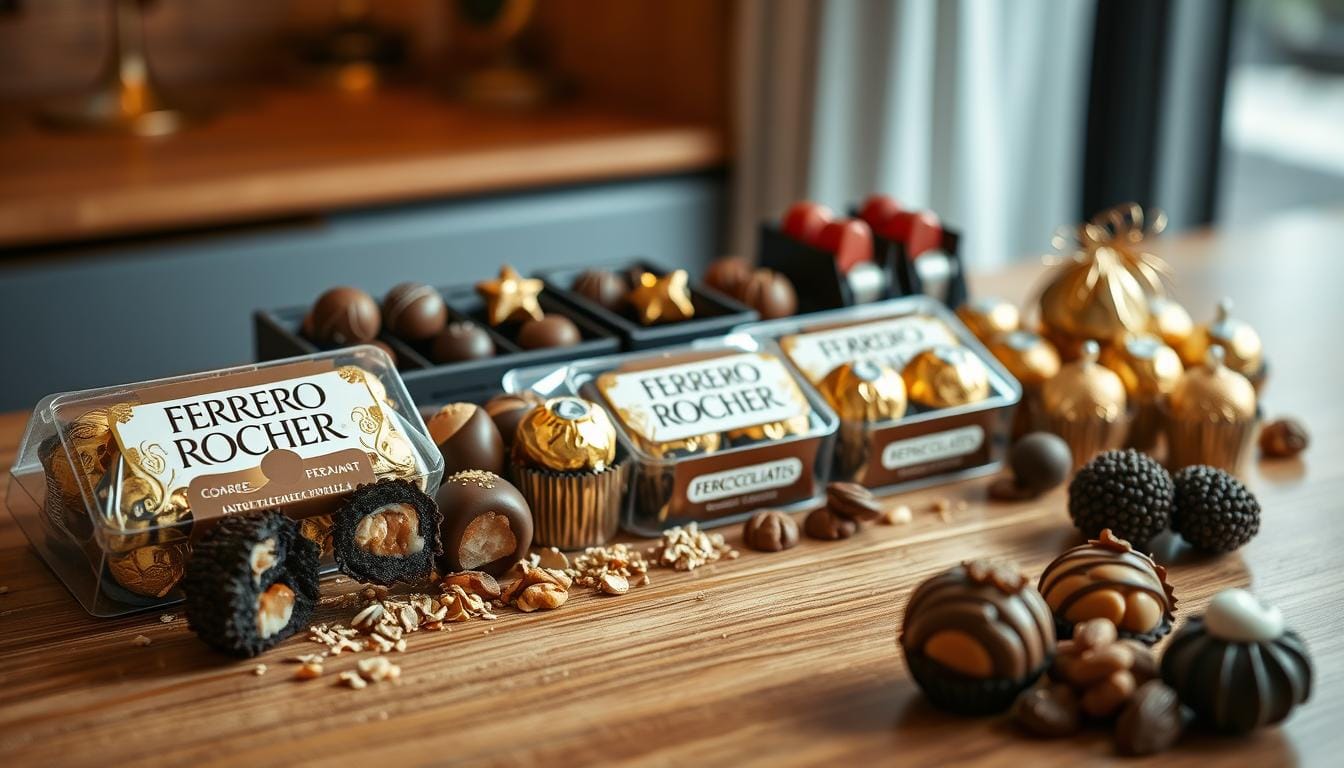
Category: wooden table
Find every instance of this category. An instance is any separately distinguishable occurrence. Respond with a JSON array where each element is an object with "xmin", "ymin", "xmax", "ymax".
[{"xmin": 2, "ymin": 208, "xmax": 1341, "ymax": 766}]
